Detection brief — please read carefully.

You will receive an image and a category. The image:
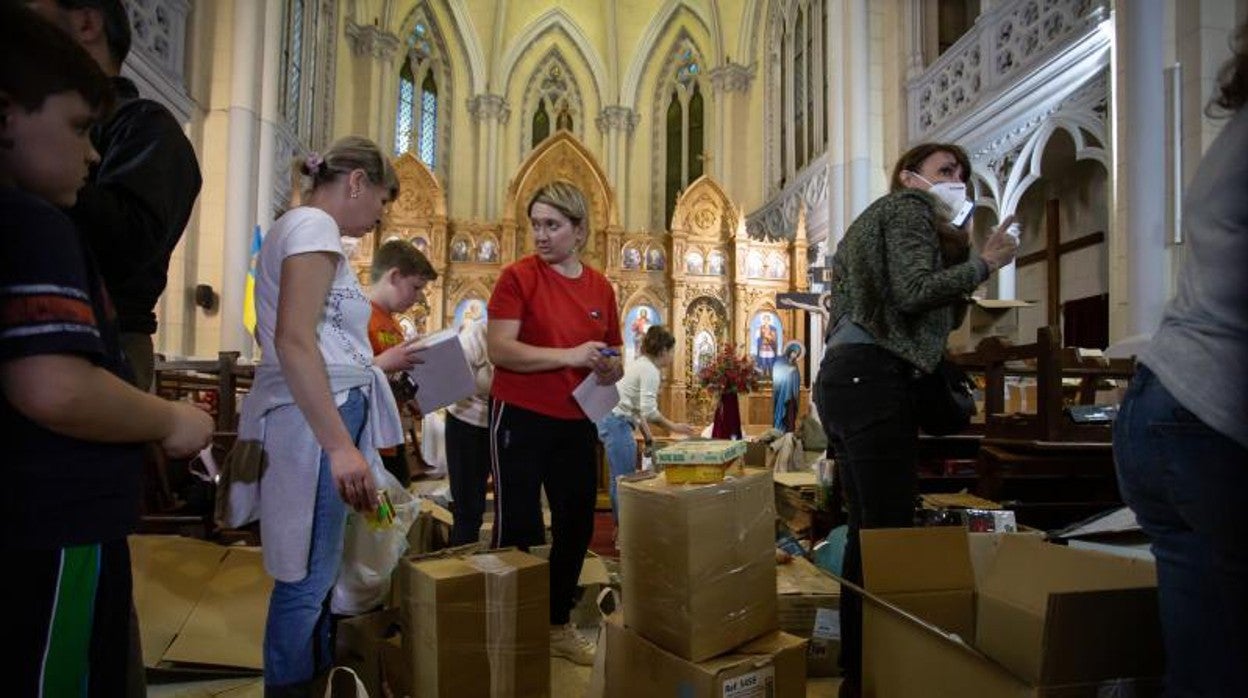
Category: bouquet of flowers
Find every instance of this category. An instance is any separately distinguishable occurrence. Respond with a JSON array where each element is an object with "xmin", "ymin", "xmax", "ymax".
[{"xmin": 697, "ymin": 343, "xmax": 760, "ymax": 394}]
